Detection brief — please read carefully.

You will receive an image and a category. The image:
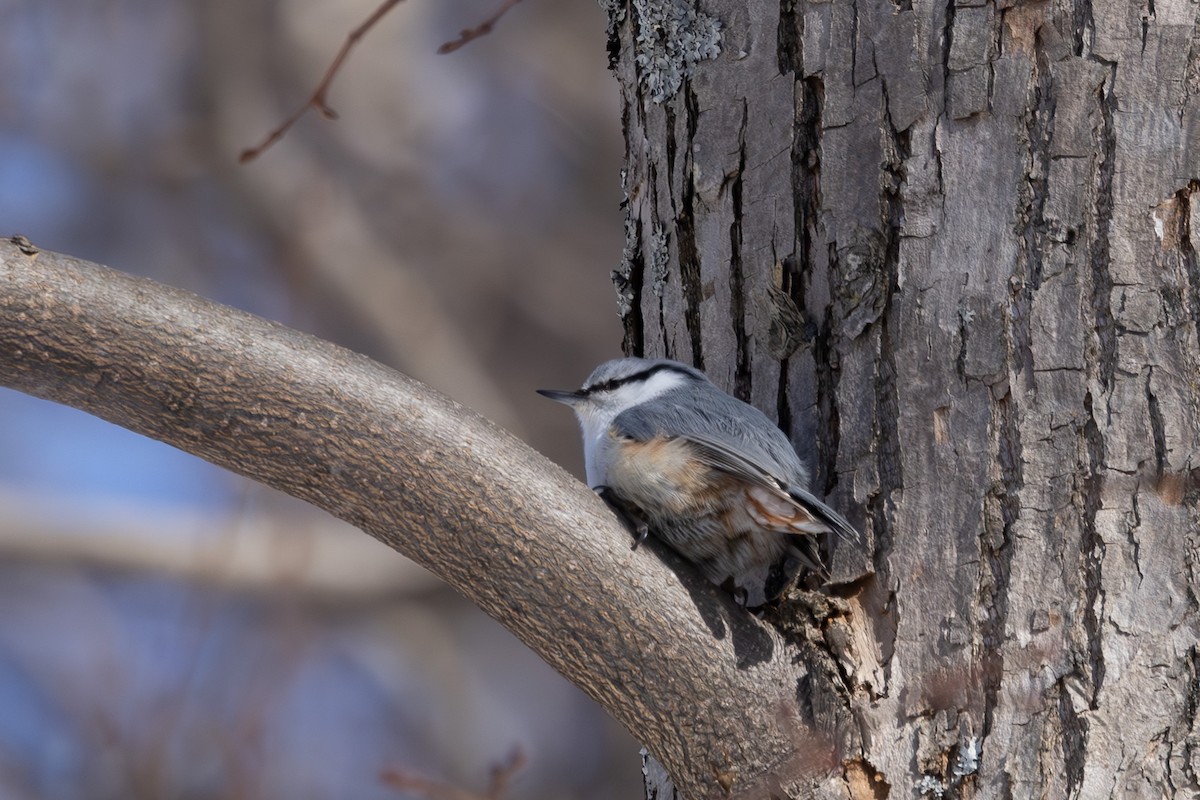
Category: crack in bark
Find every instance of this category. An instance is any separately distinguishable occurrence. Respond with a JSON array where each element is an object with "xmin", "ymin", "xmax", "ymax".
[
  {"xmin": 849, "ymin": 0, "xmax": 860, "ymax": 92},
  {"xmin": 665, "ymin": 104, "xmax": 679, "ymax": 215},
  {"xmin": 1080, "ymin": 390, "xmax": 1107, "ymax": 710},
  {"xmin": 789, "ymin": 76, "xmax": 826, "ymax": 470},
  {"xmin": 1128, "ymin": 490, "xmax": 1145, "ymax": 581},
  {"xmin": 941, "ymin": 0, "xmax": 957, "ymax": 115},
  {"xmin": 1183, "ymin": 646, "xmax": 1200, "ymax": 790},
  {"xmin": 1056, "ymin": 677, "xmax": 1089, "ymax": 794},
  {"xmin": 791, "ymin": 76, "xmax": 823, "ymax": 310},
  {"xmin": 1089, "ymin": 65, "xmax": 1119, "ymax": 394},
  {"xmin": 620, "ymin": 217, "xmax": 647, "ymax": 357},
  {"xmin": 817, "ymin": 245, "xmax": 845, "ymax": 502},
  {"xmin": 676, "ymin": 86, "xmax": 705, "ymax": 370},
  {"xmin": 647, "ymin": 162, "xmax": 673, "ymax": 359},
  {"xmin": 1181, "ymin": 11, "xmax": 1200, "ymax": 123},
  {"xmin": 955, "ymin": 309, "xmax": 970, "ymax": 384},
  {"xmin": 618, "ymin": 98, "xmax": 646, "ymax": 356},
  {"xmin": 789, "ymin": 65, "xmax": 834, "ymax": 492},
  {"xmin": 777, "ymin": 0, "xmax": 800, "ymax": 76},
  {"xmin": 1013, "ymin": 48, "xmax": 1057, "ymax": 389},
  {"xmin": 869, "ymin": 113, "xmax": 908, "ymax": 555},
  {"xmin": 1074, "ymin": 0, "xmax": 1095, "ymax": 58},
  {"xmin": 981, "ymin": 391, "xmax": 1020, "ymax": 741},
  {"xmin": 730, "ymin": 99, "xmax": 751, "ymax": 402},
  {"xmin": 873, "ymin": 278, "xmax": 902, "ymax": 554},
  {"xmin": 1177, "ymin": 184, "xmax": 1200, "ymax": 341},
  {"xmin": 1147, "ymin": 367, "xmax": 1168, "ymax": 476},
  {"xmin": 777, "ymin": 351, "xmax": 793, "ymax": 449}
]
